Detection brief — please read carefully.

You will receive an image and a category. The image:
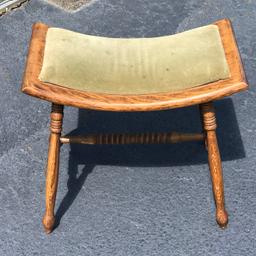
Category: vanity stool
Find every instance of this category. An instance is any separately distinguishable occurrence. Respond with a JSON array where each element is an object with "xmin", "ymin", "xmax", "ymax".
[{"xmin": 21, "ymin": 19, "xmax": 248, "ymax": 233}]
